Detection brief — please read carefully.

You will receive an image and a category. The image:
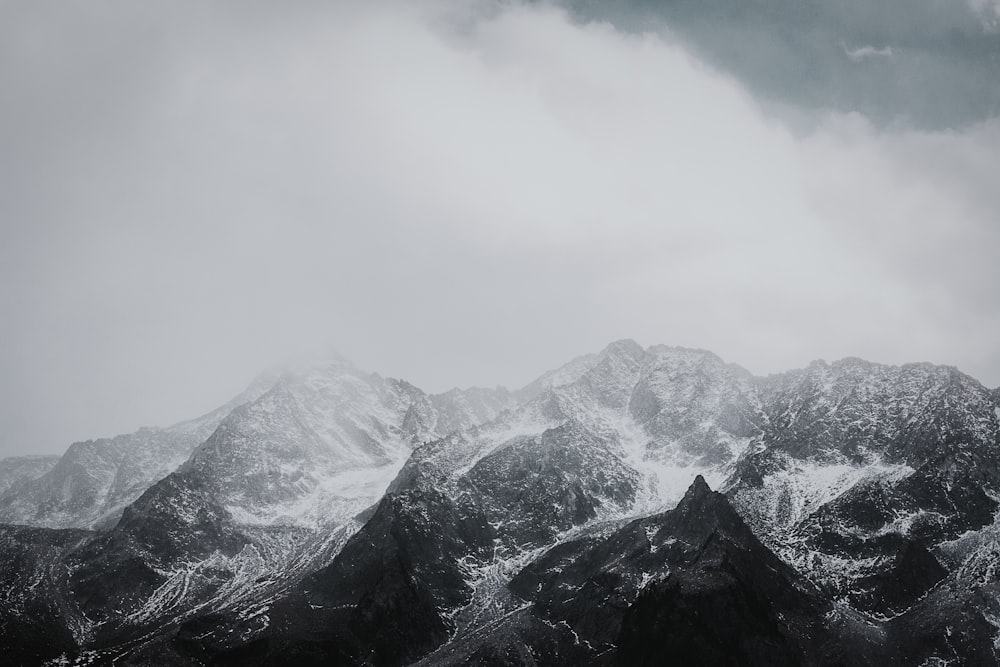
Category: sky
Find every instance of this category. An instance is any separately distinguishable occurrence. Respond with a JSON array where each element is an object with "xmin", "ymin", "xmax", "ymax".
[{"xmin": 1, "ymin": 0, "xmax": 999, "ymax": 457}]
